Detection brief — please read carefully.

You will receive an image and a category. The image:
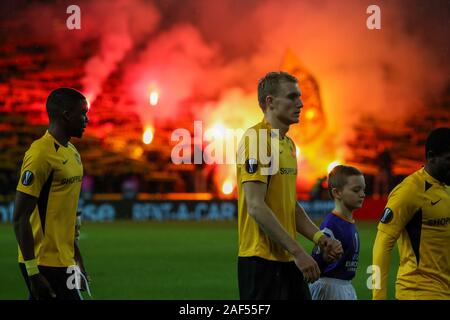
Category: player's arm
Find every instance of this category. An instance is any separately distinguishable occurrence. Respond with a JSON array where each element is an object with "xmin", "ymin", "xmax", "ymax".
[
  {"xmin": 372, "ymin": 229, "xmax": 397, "ymax": 300},
  {"xmin": 372, "ymin": 183, "xmax": 418, "ymax": 300},
  {"xmin": 74, "ymin": 241, "xmax": 86, "ymax": 273},
  {"xmin": 74, "ymin": 215, "xmax": 84, "ymax": 268},
  {"xmin": 74, "ymin": 212, "xmax": 91, "ymax": 289},
  {"xmin": 14, "ymin": 150, "xmax": 56, "ymax": 299},
  {"xmin": 295, "ymin": 203, "xmax": 343, "ymax": 261},
  {"xmin": 244, "ymin": 181, "xmax": 320, "ymax": 282},
  {"xmin": 13, "ymin": 191, "xmax": 56, "ymax": 299},
  {"xmin": 13, "ymin": 191, "xmax": 38, "ymax": 261},
  {"xmin": 74, "ymin": 240, "xmax": 90, "ymax": 291}
]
